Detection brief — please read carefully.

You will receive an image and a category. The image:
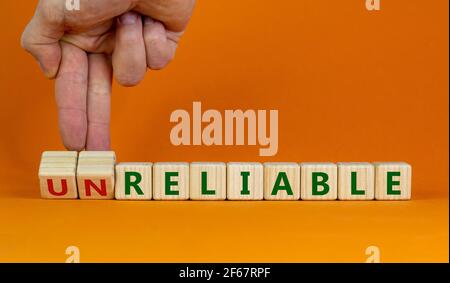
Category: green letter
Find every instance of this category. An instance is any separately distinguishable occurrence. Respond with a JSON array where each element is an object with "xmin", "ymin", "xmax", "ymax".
[
  {"xmin": 271, "ymin": 172, "xmax": 293, "ymax": 196},
  {"xmin": 125, "ymin": 172, "xmax": 143, "ymax": 195},
  {"xmin": 312, "ymin": 172, "xmax": 329, "ymax": 195},
  {"xmin": 240, "ymin": 171, "xmax": 250, "ymax": 195},
  {"xmin": 201, "ymin": 171, "xmax": 215, "ymax": 195},
  {"xmin": 387, "ymin": 171, "xmax": 401, "ymax": 195},
  {"xmin": 165, "ymin": 172, "xmax": 179, "ymax": 195},
  {"xmin": 351, "ymin": 172, "xmax": 365, "ymax": 195}
]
